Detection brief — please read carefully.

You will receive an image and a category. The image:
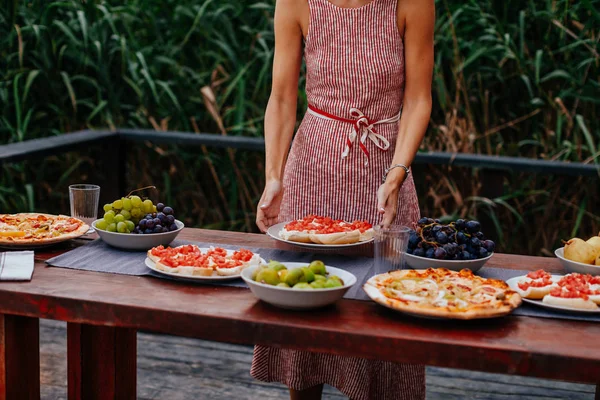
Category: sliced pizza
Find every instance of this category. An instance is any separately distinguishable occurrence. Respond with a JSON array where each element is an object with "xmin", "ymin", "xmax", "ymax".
[{"xmin": 0, "ymin": 213, "xmax": 89, "ymax": 246}]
